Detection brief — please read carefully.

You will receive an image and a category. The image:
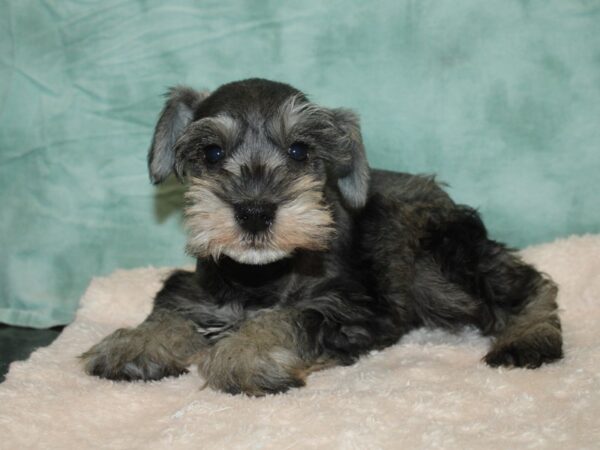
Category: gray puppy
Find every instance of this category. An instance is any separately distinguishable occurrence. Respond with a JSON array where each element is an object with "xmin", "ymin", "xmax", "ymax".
[{"xmin": 81, "ymin": 79, "xmax": 562, "ymax": 396}]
